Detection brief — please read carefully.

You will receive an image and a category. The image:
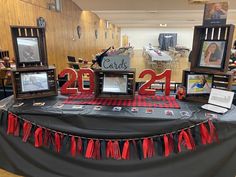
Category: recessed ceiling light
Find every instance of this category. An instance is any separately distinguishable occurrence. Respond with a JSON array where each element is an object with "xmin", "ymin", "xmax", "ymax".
[{"xmin": 160, "ymin": 24, "xmax": 167, "ymax": 27}]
